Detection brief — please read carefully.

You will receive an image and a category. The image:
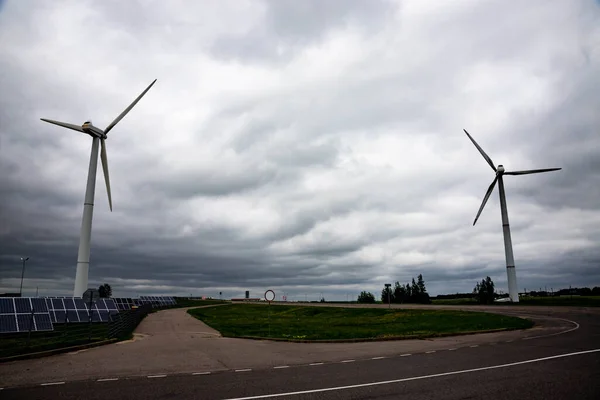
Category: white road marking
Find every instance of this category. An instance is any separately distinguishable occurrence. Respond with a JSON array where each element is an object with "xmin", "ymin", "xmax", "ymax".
[
  {"xmin": 371, "ymin": 356, "xmax": 386, "ymax": 360},
  {"xmin": 341, "ymin": 360, "xmax": 355, "ymax": 363},
  {"xmin": 309, "ymin": 362, "xmax": 323, "ymax": 366},
  {"xmin": 400, "ymin": 353, "xmax": 411, "ymax": 357},
  {"xmin": 235, "ymin": 369, "xmax": 252, "ymax": 372},
  {"xmin": 222, "ymin": 348, "xmax": 600, "ymax": 400},
  {"xmin": 147, "ymin": 375, "xmax": 166, "ymax": 378},
  {"xmin": 426, "ymin": 350, "xmax": 436, "ymax": 354},
  {"xmin": 470, "ymin": 345, "xmax": 479, "ymax": 348},
  {"xmin": 97, "ymin": 378, "xmax": 119, "ymax": 382},
  {"xmin": 448, "ymin": 348, "xmax": 457, "ymax": 351},
  {"xmin": 522, "ymin": 318, "xmax": 580, "ymax": 340},
  {"xmin": 40, "ymin": 382, "xmax": 65, "ymax": 386},
  {"xmin": 192, "ymin": 372, "xmax": 211, "ymax": 375},
  {"xmin": 274, "ymin": 366, "xmax": 289, "ymax": 369},
  {"xmin": 505, "ymin": 340, "xmax": 513, "ymax": 343}
]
